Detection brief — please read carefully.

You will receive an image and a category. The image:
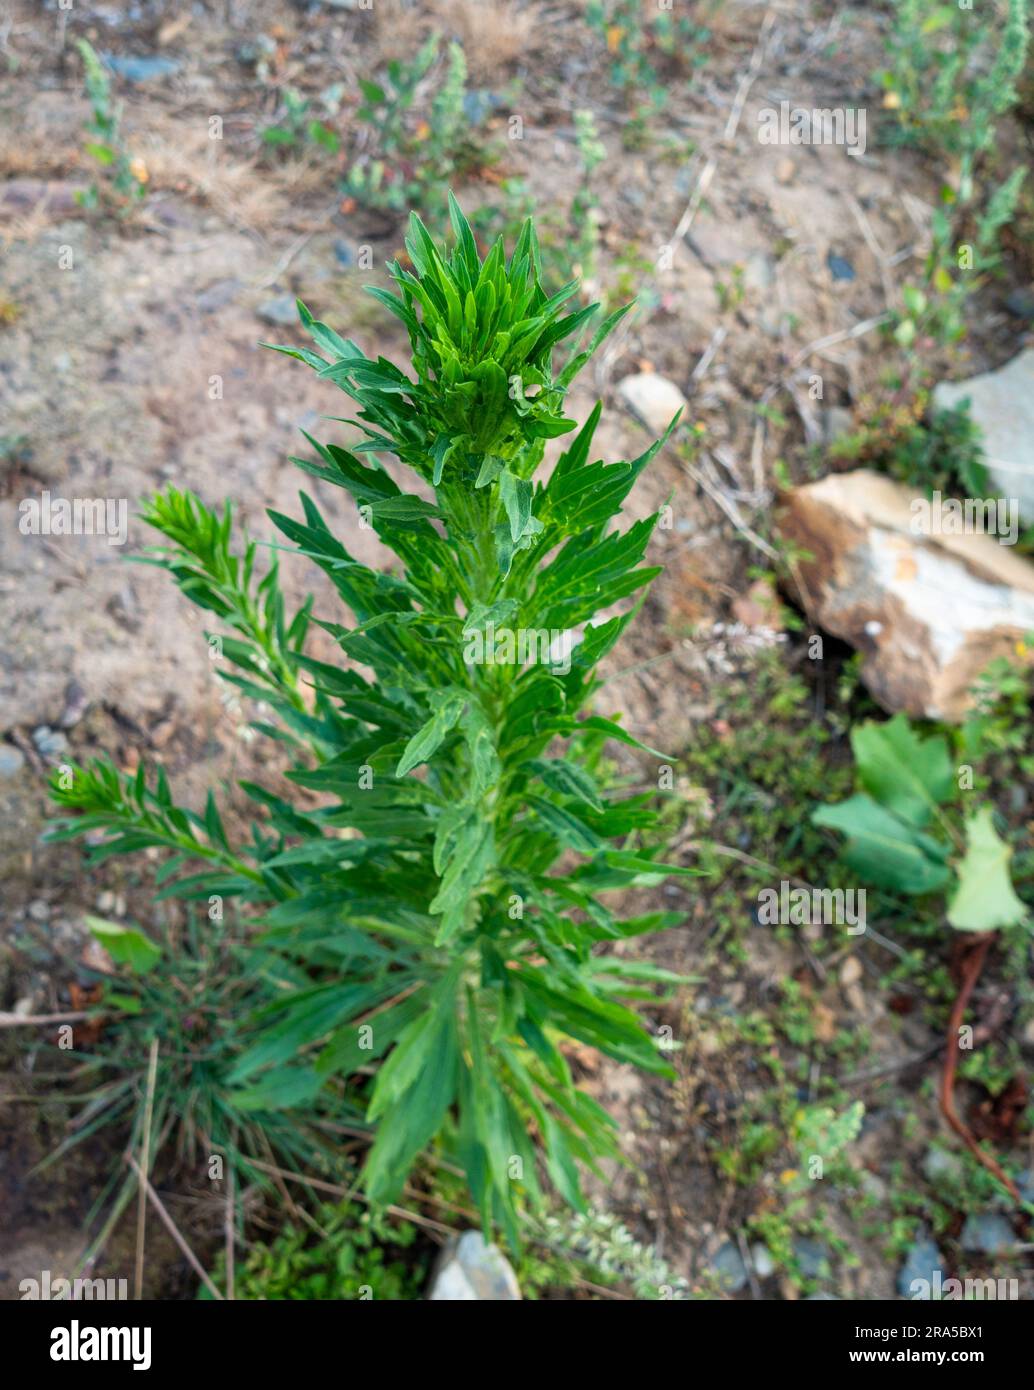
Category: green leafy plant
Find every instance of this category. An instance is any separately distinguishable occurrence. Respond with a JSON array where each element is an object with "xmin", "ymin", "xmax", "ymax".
[
  {"xmin": 879, "ymin": 0, "xmax": 1029, "ymax": 354},
  {"xmin": 520, "ymin": 1208, "xmax": 692, "ymax": 1299},
  {"xmin": 75, "ymin": 40, "xmax": 148, "ymax": 212},
  {"xmin": 203, "ymin": 1199, "xmax": 423, "ymax": 1300},
  {"xmin": 960, "ymin": 651, "xmax": 1034, "ymax": 774},
  {"xmin": 827, "ymin": 395, "xmax": 989, "ymax": 499},
  {"xmin": 49, "ymin": 197, "xmax": 692, "ymax": 1247},
  {"xmin": 890, "ymin": 168, "xmax": 1027, "ymax": 352},
  {"xmin": 261, "ymin": 86, "xmax": 342, "ymax": 156},
  {"xmin": 813, "ymin": 713, "xmax": 1025, "ymax": 931},
  {"xmin": 203, "ymin": 1197, "xmax": 693, "ymax": 1301},
  {"xmin": 344, "ymin": 36, "xmax": 480, "ymax": 222},
  {"xmin": 877, "ymin": 0, "xmax": 1029, "ymax": 166},
  {"xmin": 586, "ymin": 0, "xmax": 711, "ymax": 130}
]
